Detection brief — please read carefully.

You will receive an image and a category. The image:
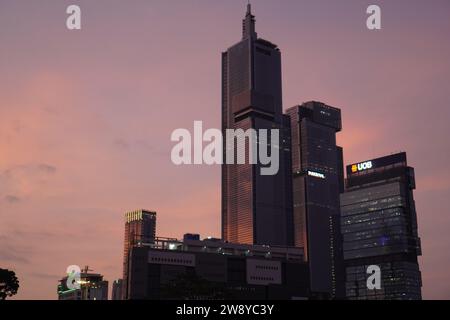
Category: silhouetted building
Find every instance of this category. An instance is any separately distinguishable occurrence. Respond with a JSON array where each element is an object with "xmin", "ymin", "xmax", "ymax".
[
  {"xmin": 126, "ymin": 236, "xmax": 311, "ymax": 300},
  {"xmin": 58, "ymin": 269, "xmax": 108, "ymax": 300},
  {"xmin": 112, "ymin": 279, "xmax": 123, "ymax": 300},
  {"xmin": 122, "ymin": 209, "xmax": 156, "ymax": 299},
  {"xmin": 183, "ymin": 233, "xmax": 200, "ymax": 241},
  {"xmin": 286, "ymin": 101, "xmax": 345, "ymax": 299},
  {"xmin": 221, "ymin": 4, "xmax": 293, "ymax": 246},
  {"xmin": 341, "ymin": 152, "xmax": 422, "ymax": 299}
]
